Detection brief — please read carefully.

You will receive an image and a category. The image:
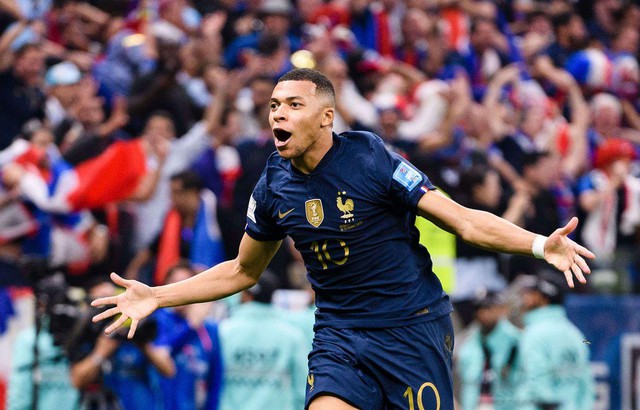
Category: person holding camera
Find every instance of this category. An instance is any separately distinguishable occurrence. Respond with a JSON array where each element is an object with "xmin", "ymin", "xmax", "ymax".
[
  {"xmin": 7, "ymin": 274, "xmax": 80, "ymax": 410},
  {"xmin": 68, "ymin": 277, "xmax": 175, "ymax": 410}
]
